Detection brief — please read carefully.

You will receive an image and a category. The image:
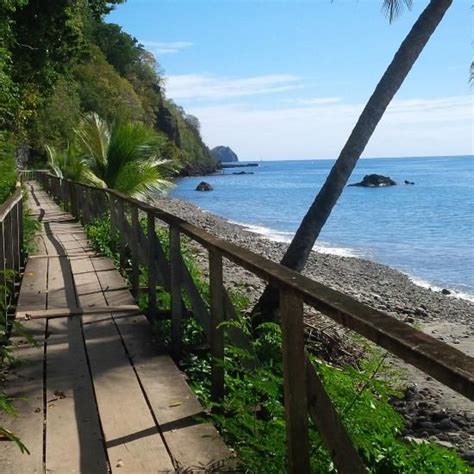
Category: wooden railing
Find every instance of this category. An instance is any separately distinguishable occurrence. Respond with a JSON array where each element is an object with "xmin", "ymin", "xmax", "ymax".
[
  {"xmin": 0, "ymin": 185, "xmax": 24, "ymax": 326},
  {"xmin": 34, "ymin": 171, "xmax": 474, "ymax": 473}
]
